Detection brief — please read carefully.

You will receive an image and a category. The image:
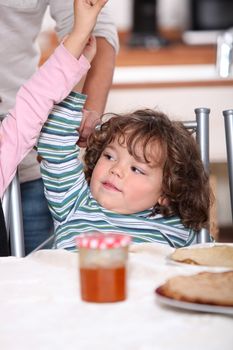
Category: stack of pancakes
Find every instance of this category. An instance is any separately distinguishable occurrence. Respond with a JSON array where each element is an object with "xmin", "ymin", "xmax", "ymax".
[{"xmin": 157, "ymin": 245, "xmax": 233, "ymax": 306}]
